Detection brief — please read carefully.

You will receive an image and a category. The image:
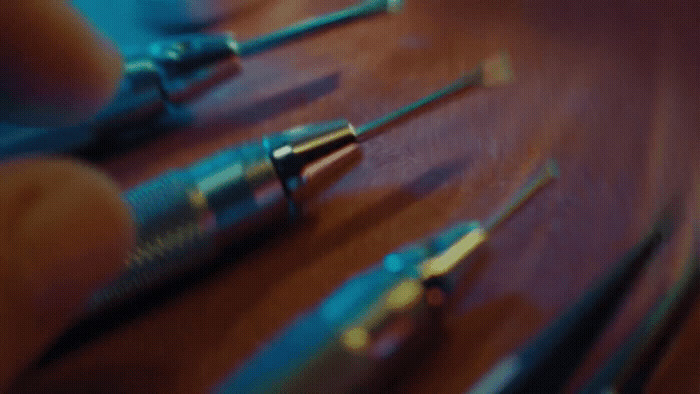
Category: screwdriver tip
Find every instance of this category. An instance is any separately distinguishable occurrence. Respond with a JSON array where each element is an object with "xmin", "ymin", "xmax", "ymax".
[
  {"xmin": 483, "ymin": 158, "xmax": 558, "ymax": 232},
  {"xmin": 386, "ymin": 0, "xmax": 404, "ymax": 13},
  {"xmin": 544, "ymin": 158, "xmax": 561, "ymax": 179},
  {"xmin": 481, "ymin": 50, "xmax": 514, "ymax": 87}
]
